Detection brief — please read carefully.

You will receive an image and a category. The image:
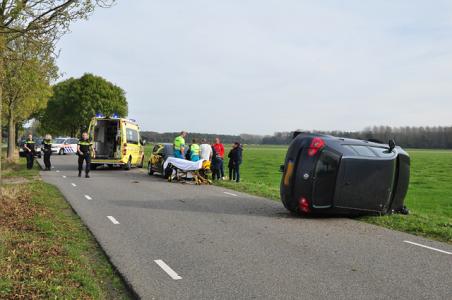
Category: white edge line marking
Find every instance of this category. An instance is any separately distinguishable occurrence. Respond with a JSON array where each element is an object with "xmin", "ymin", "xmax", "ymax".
[
  {"xmin": 71, "ymin": 183, "xmax": 77, "ymax": 187},
  {"xmin": 84, "ymin": 194, "xmax": 92, "ymax": 200},
  {"xmin": 224, "ymin": 191, "xmax": 238, "ymax": 197},
  {"xmin": 107, "ymin": 216, "xmax": 120, "ymax": 224},
  {"xmin": 154, "ymin": 259, "xmax": 182, "ymax": 280},
  {"xmin": 404, "ymin": 240, "xmax": 452, "ymax": 255}
]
